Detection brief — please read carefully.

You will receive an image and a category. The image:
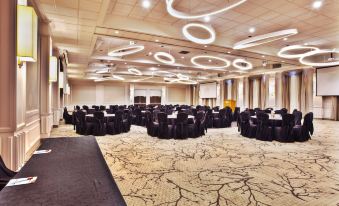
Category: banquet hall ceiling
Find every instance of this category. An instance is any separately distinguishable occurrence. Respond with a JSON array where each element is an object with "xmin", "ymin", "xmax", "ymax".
[{"xmin": 32, "ymin": 0, "xmax": 339, "ymax": 83}]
